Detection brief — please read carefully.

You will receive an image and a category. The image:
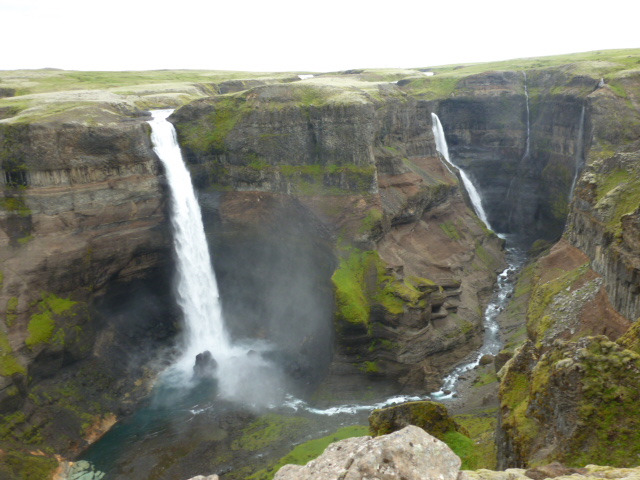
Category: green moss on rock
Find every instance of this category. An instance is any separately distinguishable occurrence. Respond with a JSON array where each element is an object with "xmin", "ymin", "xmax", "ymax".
[
  {"xmin": 0, "ymin": 329, "xmax": 25, "ymax": 376},
  {"xmin": 332, "ymin": 247, "xmax": 434, "ymax": 325},
  {"xmin": 594, "ymin": 167, "xmax": 640, "ymax": 238},
  {"xmin": 5, "ymin": 296, "xmax": 18, "ymax": 327},
  {"xmin": 231, "ymin": 414, "xmax": 311, "ymax": 452},
  {"xmin": 369, "ymin": 401, "xmax": 478, "ymax": 468},
  {"xmin": 0, "ymin": 450, "xmax": 58, "ymax": 480},
  {"xmin": 369, "ymin": 400, "xmax": 468, "ymax": 438},
  {"xmin": 247, "ymin": 425, "xmax": 369, "ymax": 480},
  {"xmin": 454, "ymin": 409, "xmax": 498, "ymax": 469},
  {"xmin": 177, "ymin": 95, "xmax": 250, "ymax": 155},
  {"xmin": 25, "ymin": 293, "xmax": 77, "ymax": 349},
  {"xmin": 331, "ymin": 249, "xmax": 373, "ymax": 325},
  {"xmin": 526, "ymin": 263, "xmax": 589, "ymax": 346},
  {"xmin": 280, "ymin": 164, "xmax": 376, "ymax": 195},
  {"xmin": 439, "ymin": 220, "xmax": 462, "ymax": 240},
  {"xmin": 0, "ymin": 195, "xmax": 31, "ymax": 217},
  {"xmin": 500, "ymin": 332, "xmax": 640, "ymax": 467}
]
